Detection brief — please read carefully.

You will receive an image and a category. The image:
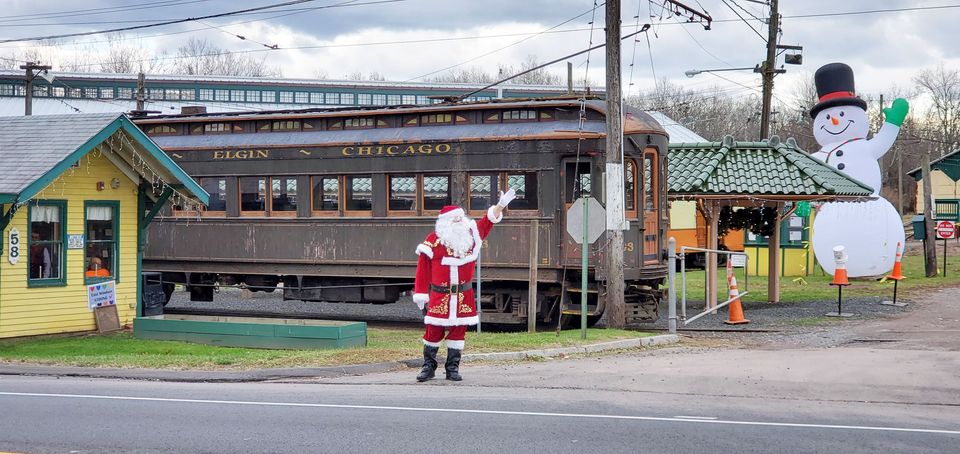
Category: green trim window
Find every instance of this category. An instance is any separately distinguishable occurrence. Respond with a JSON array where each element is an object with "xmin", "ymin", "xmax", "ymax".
[
  {"xmin": 84, "ymin": 201, "xmax": 119, "ymax": 283},
  {"xmin": 27, "ymin": 200, "xmax": 67, "ymax": 287}
]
